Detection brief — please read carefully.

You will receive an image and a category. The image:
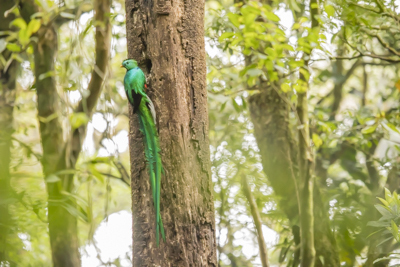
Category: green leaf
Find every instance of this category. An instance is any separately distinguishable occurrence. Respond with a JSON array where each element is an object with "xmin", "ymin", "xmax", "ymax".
[
  {"xmin": 38, "ymin": 71, "xmax": 55, "ymax": 80},
  {"xmin": 293, "ymin": 79, "xmax": 307, "ymax": 93},
  {"xmin": 61, "ymin": 202, "xmax": 89, "ymax": 223},
  {"xmin": 265, "ymin": 11, "xmax": 280, "ymax": 22},
  {"xmin": 26, "ymin": 19, "xmax": 41, "ymax": 36},
  {"xmin": 45, "ymin": 174, "xmax": 61, "ymax": 183},
  {"xmin": 312, "ymin": 133, "xmax": 323, "ymax": 148},
  {"xmin": 87, "ymin": 157, "xmax": 113, "ymax": 164},
  {"xmin": 89, "ymin": 165, "xmax": 105, "ymax": 183},
  {"xmin": 299, "ymin": 68, "xmax": 310, "ymax": 81},
  {"xmin": 69, "ymin": 112, "xmax": 89, "ymax": 129},
  {"xmin": 324, "ymin": 5, "xmax": 335, "ymax": 17},
  {"xmin": 391, "ymin": 220, "xmax": 399, "ymax": 238},
  {"xmin": 0, "ymin": 39, "xmax": 7, "ymax": 54},
  {"xmin": 377, "ymin": 197, "xmax": 389, "ymax": 207},
  {"xmin": 18, "ymin": 29, "xmax": 30, "ymax": 46},
  {"xmin": 247, "ymin": 68, "xmax": 263, "ymax": 77},
  {"xmin": 228, "ymin": 13, "xmax": 241, "ymax": 27},
  {"xmin": 385, "ymin": 188, "xmax": 392, "ymax": 201},
  {"xmin": 241, "ymin": 95, "xmax": 247, "ymax": 110},
  {"xmin": 219, "ymin": 32, "xmax": 235, "ymax": 42},
  {"xmin": 367, "ymin": 220, "xmax": 389, "ymax": 227},
  {"xmin": 232, "ymin": 98, "xmax": 241, "ymax": 113},
  {"xmin": 38, "ymin": 113, "xmax": 58, "ymax": 123},
  {"xmin": 10, "ymin": 18, "xmax": 27, "ymax": 30},
  {"xmin": 386, "ymin": 123, "xmax": 399, "ymax": 134},
  {"xmin": 281, "ymin": 83, "xmax": 291, "ymax": 93},
  {"xmin": 220, "ymin": 101, "xmax": 227, "ymax": 112},
  {"xmin": 376, "ymin": 237, "xmax": 394, "ymax": 247},
  {"xmin": 361, "ymin": 124, "xmax": 377, "ymax": 134},
  {"xmin": 374, "ymin": 256, "xmax": 398, "ymax": 264},
  {"xmin": 6, "ymin": 43, "xmax": 21, "ymax": 52},
  {"xmin": 292, "ymin": 23, "xmax": 301, "ymax": 30},
  {"xmin": 367, "ymin": 228, "xmax": 385, "ymax": 238},
  {"xmin": 375, "ymin": 204, "xmax": 392, "ymax": 217},
  {"xmin": 60, "ymin": 12, "xmax": 76, "ymax": 19},
  {"xmin": 319, "ymin": 256, "xmax": 324, "ymax": 266}
]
